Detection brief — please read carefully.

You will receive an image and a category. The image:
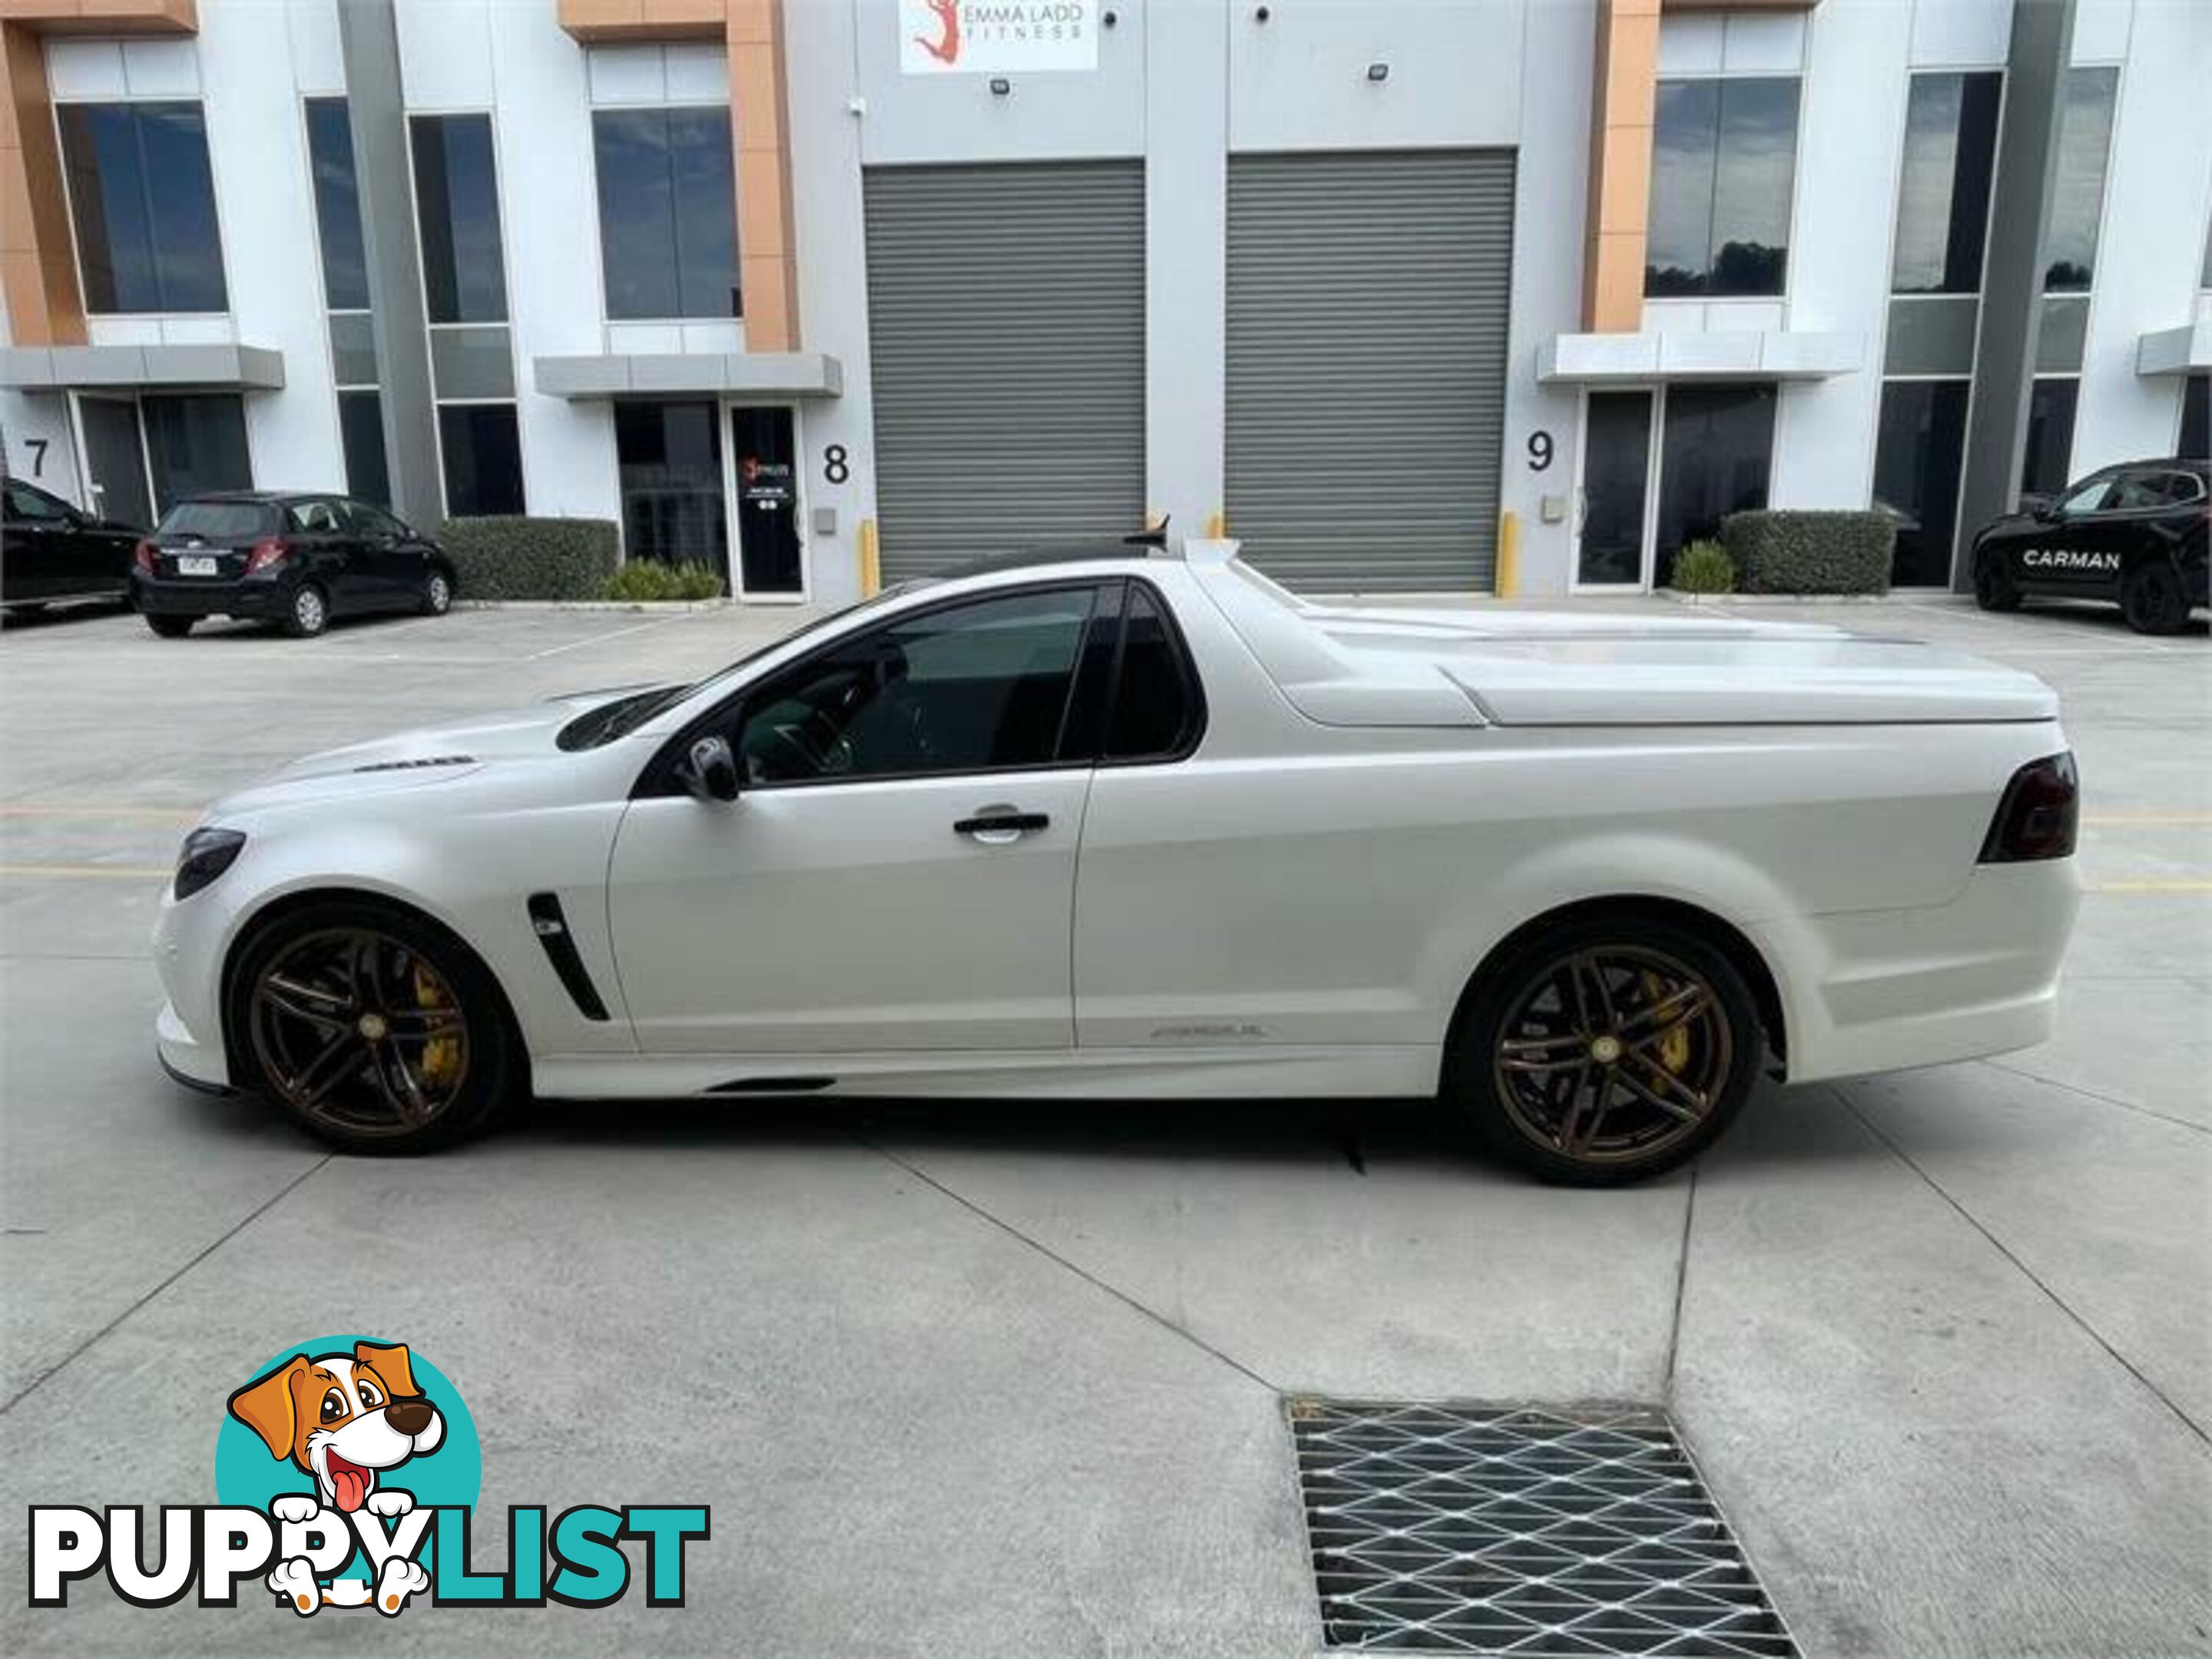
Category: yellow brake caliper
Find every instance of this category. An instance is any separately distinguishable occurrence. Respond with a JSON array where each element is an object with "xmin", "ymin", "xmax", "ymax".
[
  {"xmin": 1644, "ymin": 972, "xmax": 1692, "ymax": 1075},
  {"xmin": 414, "ymin": 963, "xmax": 461, "ymax": 1087}
]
